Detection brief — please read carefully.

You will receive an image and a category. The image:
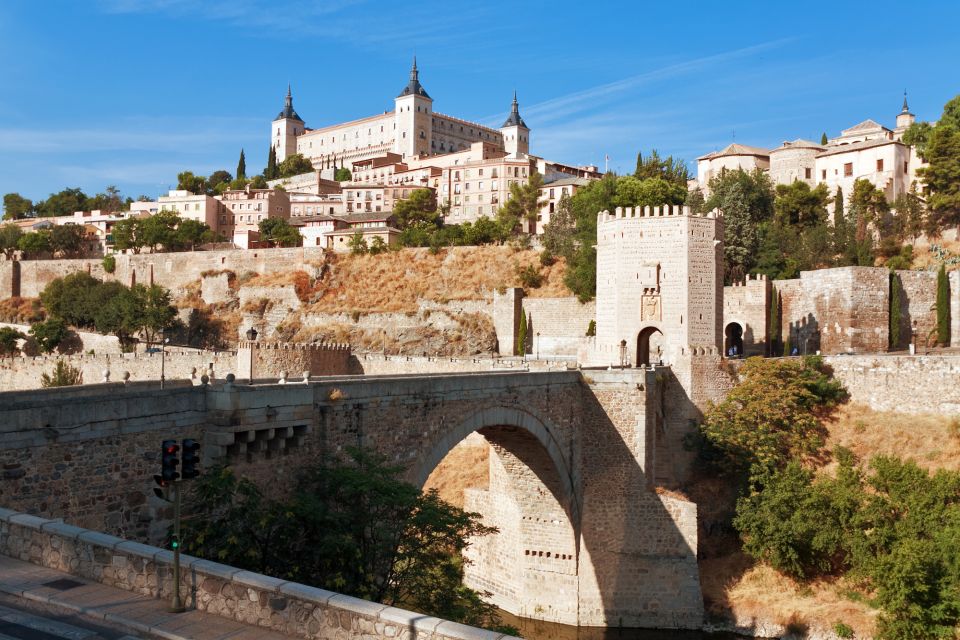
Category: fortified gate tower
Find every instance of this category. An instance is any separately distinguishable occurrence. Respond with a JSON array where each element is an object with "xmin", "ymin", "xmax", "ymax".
[{"xmin": 593, "ymin": 204, "xmax": 724, "ymax": 367}]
